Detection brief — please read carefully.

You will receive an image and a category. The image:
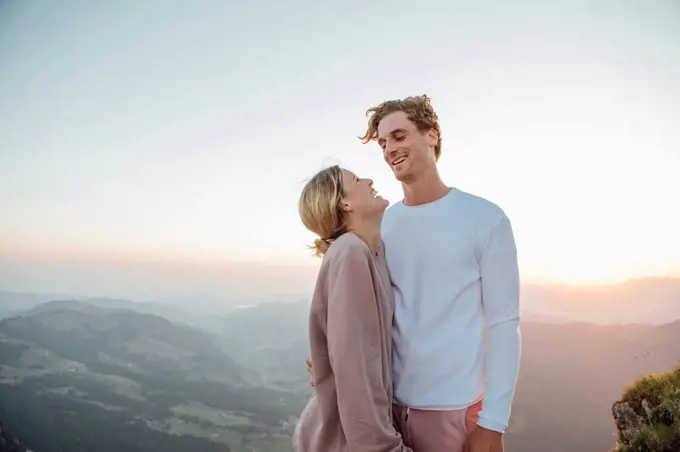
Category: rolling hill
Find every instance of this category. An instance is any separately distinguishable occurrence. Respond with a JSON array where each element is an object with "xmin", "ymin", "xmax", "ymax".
[
  {"xmin": 0, "ymin": 302, "xmax": 303, "ymax": 452},
  {"xmin": 1, "ymin": 301, "xmax": 245, "ymax": 386},
  {"xmin": 0, "ymin": 291, "xmax": 206, "ymax": 325}
]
